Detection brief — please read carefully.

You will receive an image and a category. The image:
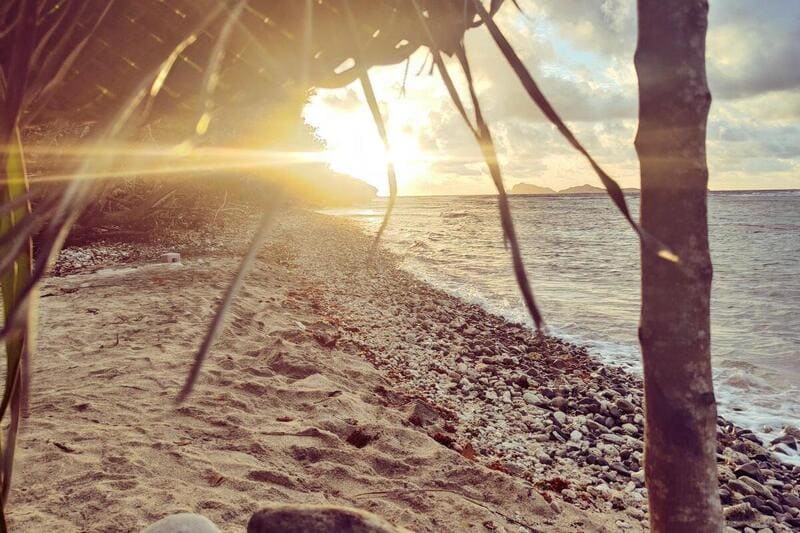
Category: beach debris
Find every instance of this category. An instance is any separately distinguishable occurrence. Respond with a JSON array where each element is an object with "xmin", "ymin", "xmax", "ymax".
[
  {"xmin": 143, "ymin": 513, "xmax": 220, "ymax": 533},
  {"xmin": 52, "ymin": 441, "xmax": 76, "ymax": 453},
  {"xmin": 204, "ymin": 472, "xmax": 225, "ymax": 487},
  {"xmin": 247, "ymin": 504, "xmax": 406, "ymax": 533},
  {"xmin": 160, "ymin": 252, "xmax": 181, "ymax": 264}
]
